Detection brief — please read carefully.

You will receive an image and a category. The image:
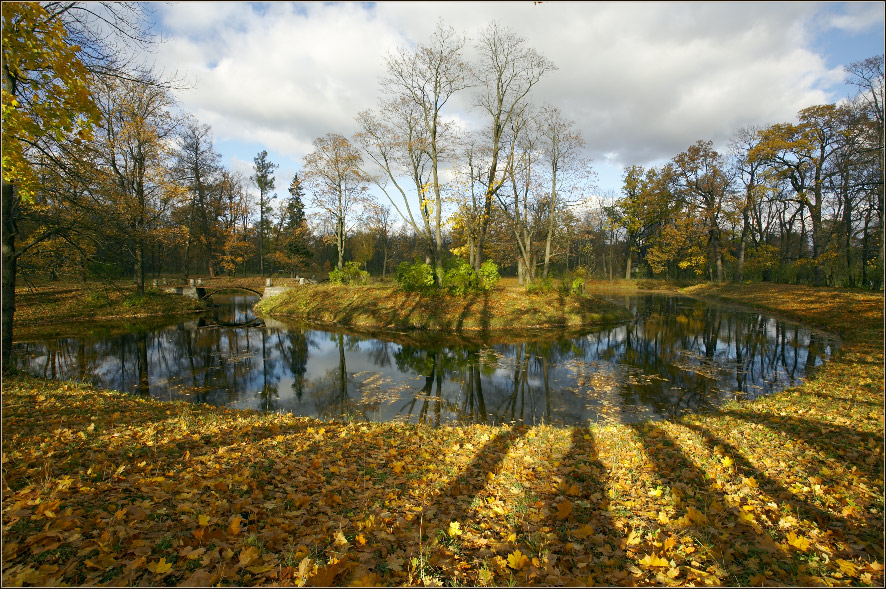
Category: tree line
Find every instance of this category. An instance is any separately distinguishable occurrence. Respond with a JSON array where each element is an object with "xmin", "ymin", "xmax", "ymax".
[{"xmin": 2, "ymin": 4, "xmax": 883, "ymax": 368}]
